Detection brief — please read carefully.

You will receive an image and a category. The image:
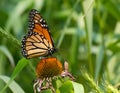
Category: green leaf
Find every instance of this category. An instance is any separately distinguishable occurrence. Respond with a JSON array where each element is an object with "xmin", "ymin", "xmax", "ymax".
[
  {"xmin": 70, "ymin": 28, "xmax": 80, "ymax": 72},
  {"xmin": 0, "ymin": 58, "xmax": 29, "ymax": 93},
  {"xmin": 0, "ymin": 75, "xmax": 25, "ymax": 93},
  {"xmin": 59, "ymin": 80, "xmax": 73, "ymax": 93},
  {"xmin": 102, "ymin": 0, "xmax": 120, "ymax": 20},
  {"xmin": 82, "ymin": 0, "xmax": 94, "ymax": 75},
  {"xmin": 6, "ymin": 0, "xmax": 34, "ymax": 31},
  {"xmin": 0, "ymin": 27, "xmax": 21, "ymax": 47},
  {"xmin": 0, "ymin": 46, "xmax": 15, "ymax": 67},
  {"xmin": 71, "ymin": 81, "xmax": 84, "ymax": 93},
  {"xmin": 59, "ymin": 80, "xmax": 84, "ymax": 93},
  {"xmin": 95, "ymin": 45, "xmax": 104, "ymax": 80},
  {"xmin": 108, "ymin": 53, "xmax": 120, "ymax": 83}
]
